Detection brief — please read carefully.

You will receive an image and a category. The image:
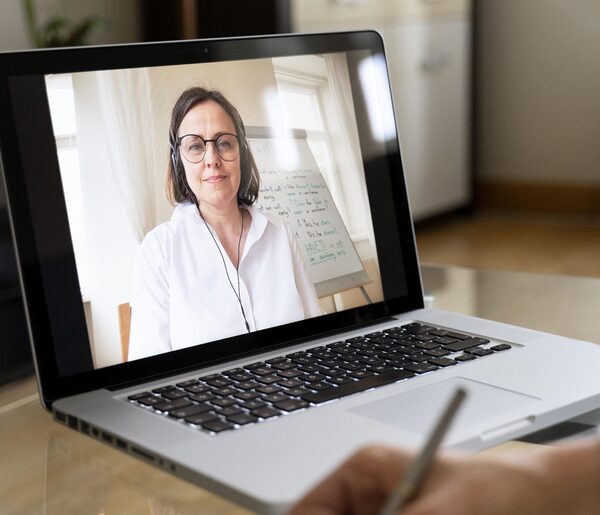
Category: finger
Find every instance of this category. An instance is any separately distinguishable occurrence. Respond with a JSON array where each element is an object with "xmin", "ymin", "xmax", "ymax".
[{"xmin": 290, "ymin": 445, "xmax": 413, "ymax": 515}]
